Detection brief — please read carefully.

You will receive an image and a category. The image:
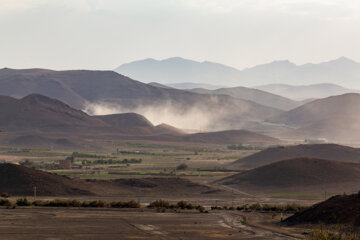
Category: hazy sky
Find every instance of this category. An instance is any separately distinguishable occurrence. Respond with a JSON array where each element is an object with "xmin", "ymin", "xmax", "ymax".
[{"xmin": 1, "ymin": 0, "xmax": 359, "ymax": 70}]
